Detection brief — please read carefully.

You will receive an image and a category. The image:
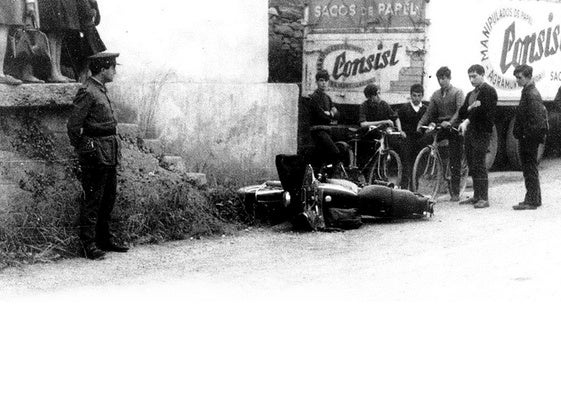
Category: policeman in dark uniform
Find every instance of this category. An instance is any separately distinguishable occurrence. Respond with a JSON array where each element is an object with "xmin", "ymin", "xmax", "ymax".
[{"xmin": 67, "ymin": 51, "xmax": 128, "ymax": 259}]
